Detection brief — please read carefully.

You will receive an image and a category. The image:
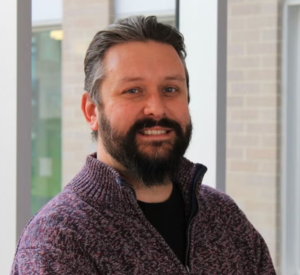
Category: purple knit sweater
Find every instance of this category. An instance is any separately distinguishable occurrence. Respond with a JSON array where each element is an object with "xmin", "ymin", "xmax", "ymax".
[{"xmin": 11, "ymin": 154, "xmax": 276, "ymax": 274}]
